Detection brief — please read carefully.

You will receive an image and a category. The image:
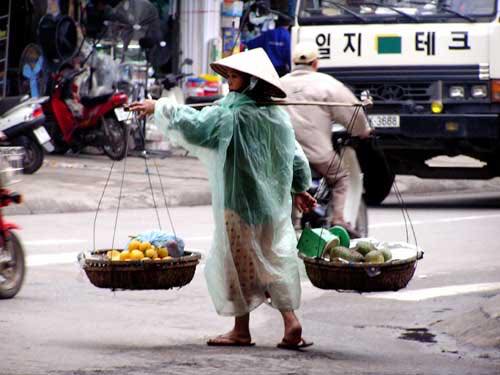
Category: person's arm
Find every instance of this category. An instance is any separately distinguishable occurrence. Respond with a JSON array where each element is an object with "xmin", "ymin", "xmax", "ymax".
[
  {"xmin": 157, "ymin": 98, "xmax": 226, "ymax": 148},
  {"xmin": 292, "ymin": 141, "xmax": 317, "ymax": 212},
  {"xmin": 326, "ymin": 83, "xmax": 371, "ymax": 138},
  {"xmin": 129, "ymin": 98, "xmax": 229, "ymax": 149},
  {"xmin": 291, "ymin": 140, "xmax": 312, "ymax": 194}
]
